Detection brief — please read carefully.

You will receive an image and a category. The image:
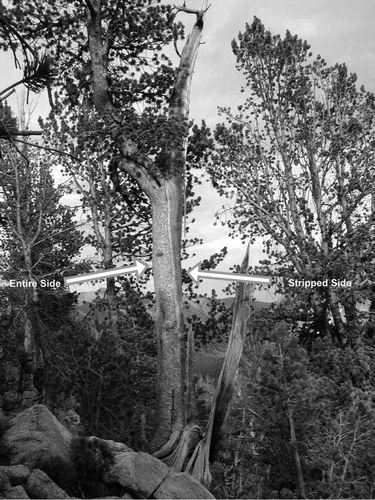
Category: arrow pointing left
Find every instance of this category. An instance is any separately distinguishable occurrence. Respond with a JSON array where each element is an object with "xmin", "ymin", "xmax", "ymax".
[
  {"xmin": 64, "ymin": 257, "xmax": 149, "ymax": 286},
  {"xmin": 187, "ymin": 262, "xmax": 271, "ymax": 286}
]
